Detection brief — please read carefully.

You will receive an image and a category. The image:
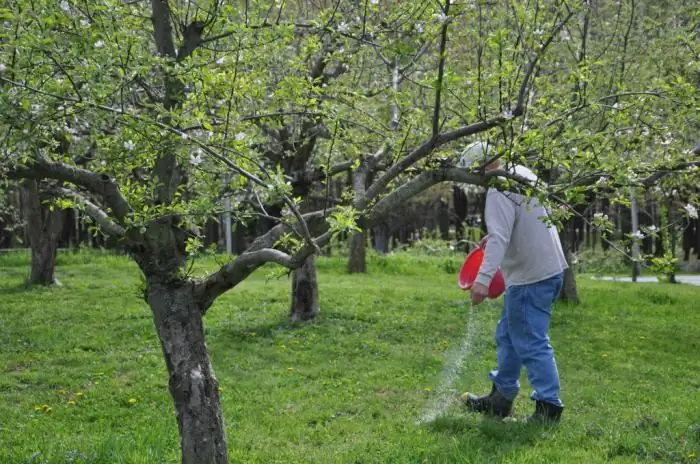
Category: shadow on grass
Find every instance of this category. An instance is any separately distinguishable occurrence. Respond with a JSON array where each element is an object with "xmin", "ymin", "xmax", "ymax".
[{"xmin": 424, "ymin": 413, "xmax": 553, "ymax": 455}]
